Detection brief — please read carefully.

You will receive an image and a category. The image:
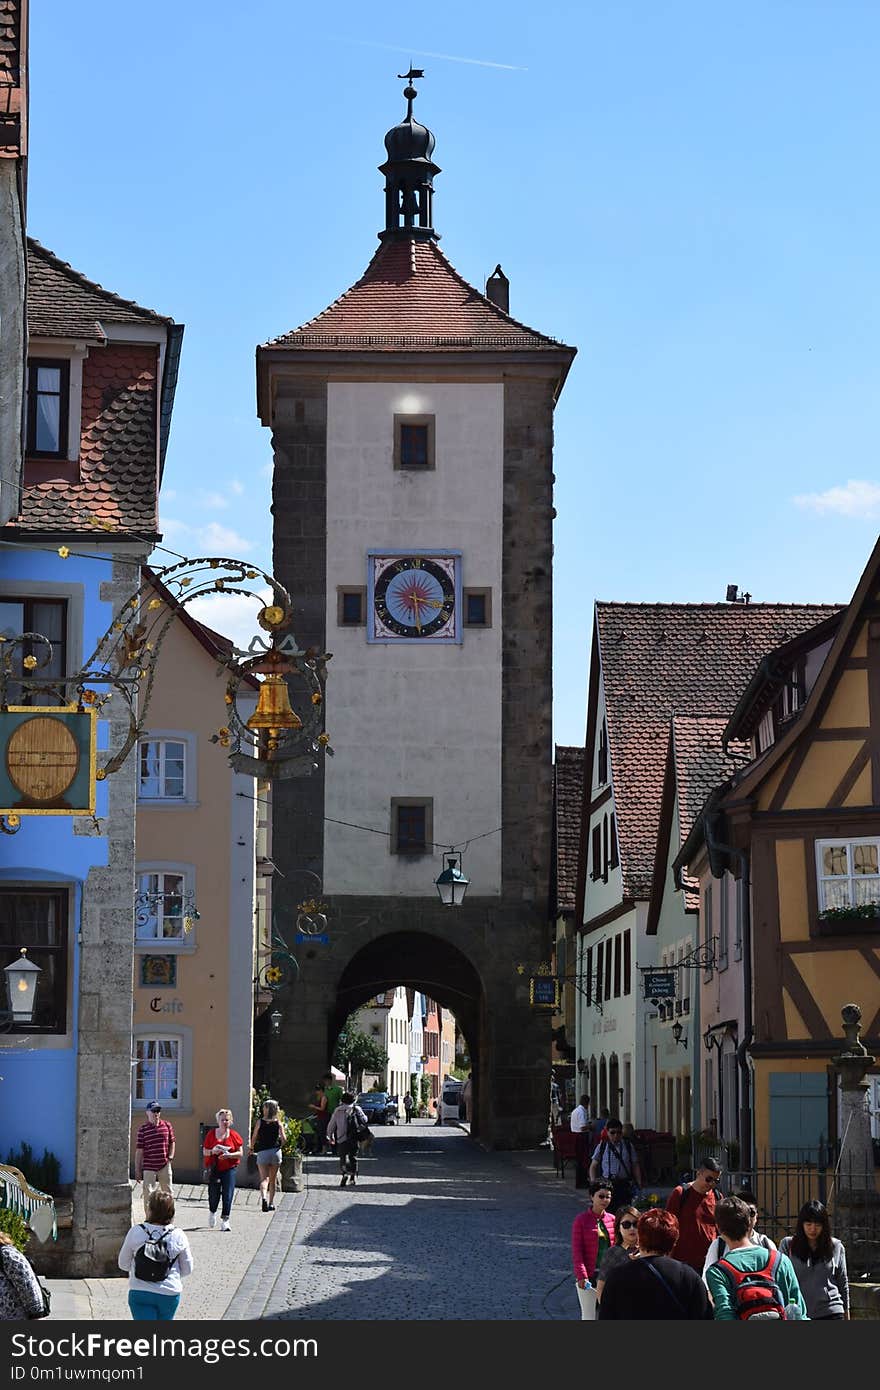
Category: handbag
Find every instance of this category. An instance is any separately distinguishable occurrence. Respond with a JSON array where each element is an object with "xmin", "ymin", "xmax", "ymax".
[{"xmin": 246, "ymin": 1152, "xmax": 258, "ymax": 1175}]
